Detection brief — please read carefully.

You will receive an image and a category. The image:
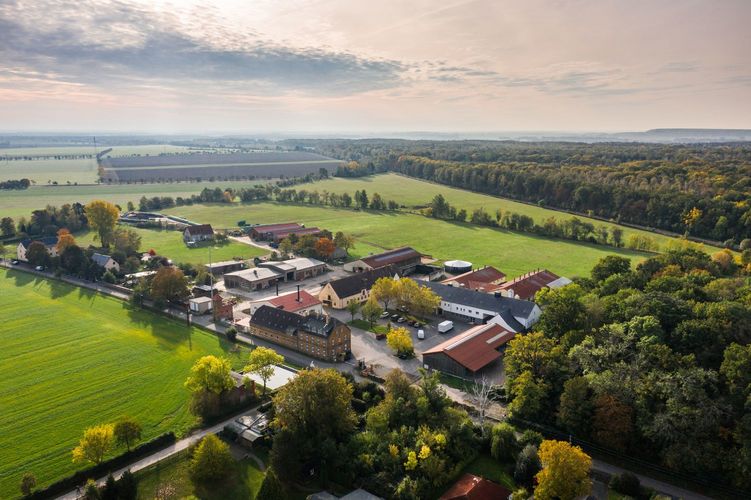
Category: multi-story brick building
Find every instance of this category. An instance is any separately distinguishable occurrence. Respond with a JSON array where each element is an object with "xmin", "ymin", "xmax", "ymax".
[{"xmin": 248, "ymin": 305, "xmax": 351, "ymax": 362}]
